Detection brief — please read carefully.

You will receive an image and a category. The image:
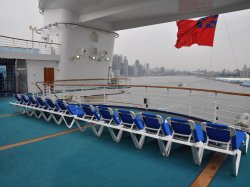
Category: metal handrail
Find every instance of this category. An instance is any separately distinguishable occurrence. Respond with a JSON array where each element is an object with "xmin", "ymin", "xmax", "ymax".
[
  {"xmin": 0, "ymin": 34, "xmax": 61, "ymax": 45},
  {"xmin": 47, "ymin": 83, "xmax": 250, "ymax": 97},
  {"xmin": 0, "ymin": 34, "xmax": 61, "ymax": 55}
]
